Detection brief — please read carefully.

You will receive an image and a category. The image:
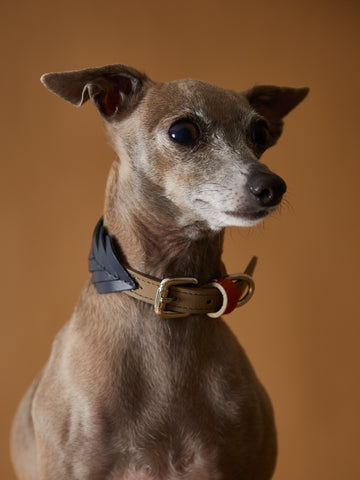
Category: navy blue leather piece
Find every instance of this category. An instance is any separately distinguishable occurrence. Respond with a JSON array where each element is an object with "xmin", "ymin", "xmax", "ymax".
[{"xmin": 88, "ymin": 218, "xmax": 137, "ymax": 294}]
